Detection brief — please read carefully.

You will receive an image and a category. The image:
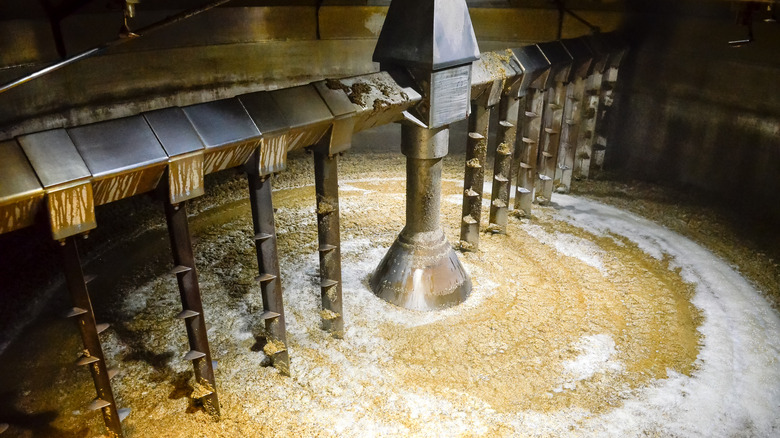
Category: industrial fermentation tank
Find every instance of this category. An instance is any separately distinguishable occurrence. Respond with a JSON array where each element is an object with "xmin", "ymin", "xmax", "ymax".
[{"xmin": 0, "ymin": 1, "xmax": 778, "ymax": 437}]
